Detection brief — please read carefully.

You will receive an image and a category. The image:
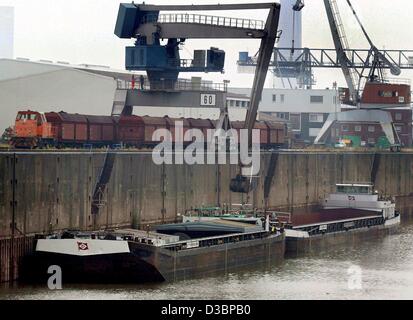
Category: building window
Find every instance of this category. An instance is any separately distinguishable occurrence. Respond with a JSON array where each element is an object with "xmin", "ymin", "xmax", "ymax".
[
  {"xmin": 309, "ymin": 128, "xmax": 321, "ymax": 137},
  {"xmin": 236, "ymin": 101, "xmax": 240, "ymax": 107},
  {"xmin": 379, "ymin": 91, "xmax": 398, "ymax": 97},
  {"xmin": 280, "ymin": 94, "xmax": 285, "ymax": 103},
  {"xmin": 368, "ymin": 138, "xmax": 375, "ymax": 145},
  {"xmin": 272, "ymin": 94, "xmax": 276, "ymax": 102},
  {"xmin": 310, "ymin": 95, "xmax": 324, "ymax": 104},
  {"xmin": 355, "ymin": 125, "xmax": 362, "ymax": 132},
  {"xmin": 368, "ymin": 126, "xmax": 375, "ymax": 132},
  {"xmin": 395, "ymin": 125, "xmax": 403, "ymax": 133},
  {"xmin": 309, "ymin": 113, "xmax": 324, "ymax": 123},
  {"xmin": 342, "ymin": 125, "xmax": 350, "ymax": 132},
  {"xmin": 290, "ymin": 113, "xmax": 301, "ymax": 131},
  {"xmin": 276, "ymin": 112, "xmax": 289, "ymax": 120},
  {"xmin": 395, "ymin": 113, "xmax": 402, "ymax": 121}
]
